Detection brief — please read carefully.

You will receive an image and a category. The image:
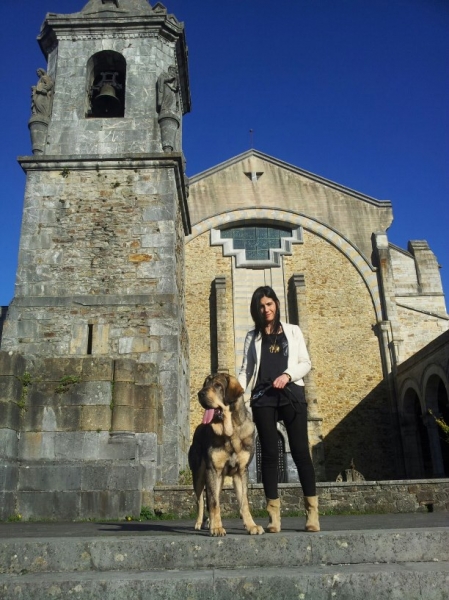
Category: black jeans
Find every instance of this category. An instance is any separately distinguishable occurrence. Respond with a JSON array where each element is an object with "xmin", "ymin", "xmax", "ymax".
[{"xmin": 252, "ymin": 402, "xmax": 316, "ymax": 499}]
